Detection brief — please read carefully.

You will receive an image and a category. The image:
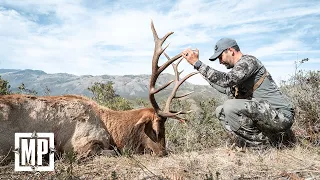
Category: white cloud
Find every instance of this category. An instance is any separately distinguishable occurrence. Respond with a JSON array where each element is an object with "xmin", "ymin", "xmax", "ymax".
[
  {"xmin": 0, "ymin": 0, "xmax": 319, "ymax": 86},
  {"xmin": 250, "ymin": 39, "xmax": 305, "ymax": 57}
]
